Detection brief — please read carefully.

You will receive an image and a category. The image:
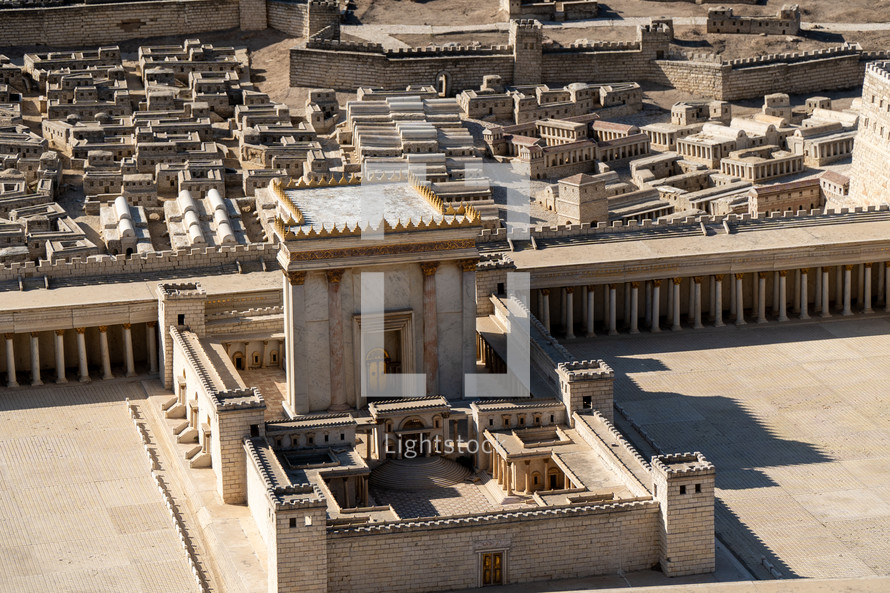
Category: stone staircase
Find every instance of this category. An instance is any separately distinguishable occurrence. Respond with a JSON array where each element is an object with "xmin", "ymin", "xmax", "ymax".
[{"xmin": 369, "ymin": 457, "xmax": 472, "ymax": 491}]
